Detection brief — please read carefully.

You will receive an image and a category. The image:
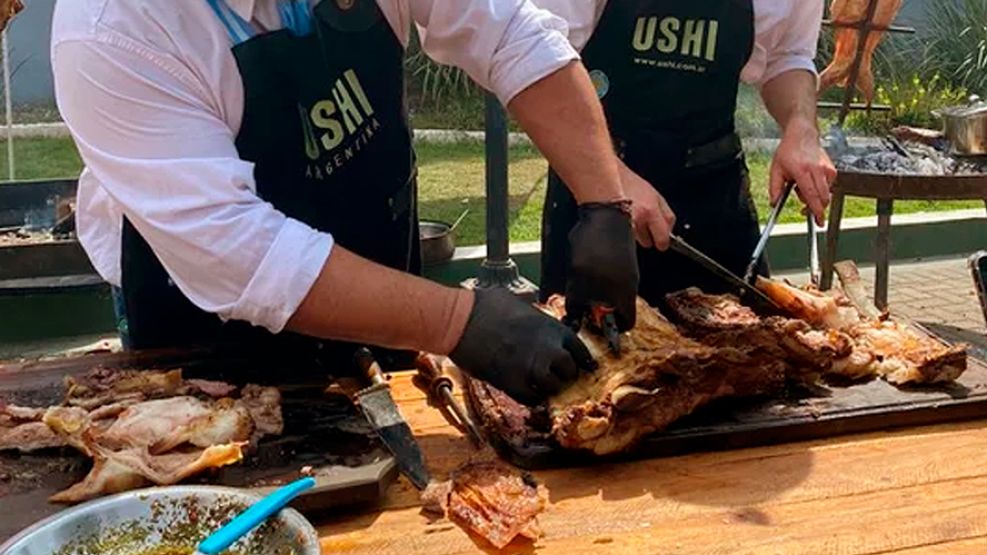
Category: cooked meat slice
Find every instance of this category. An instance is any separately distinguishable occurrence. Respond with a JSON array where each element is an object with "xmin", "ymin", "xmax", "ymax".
[
  {"xmin": 185, "ymin": 379, "xmax": 238, "ymax": 398},
  {"xmin": 150, "ymin": 398, "xmax": 254, "ymax": 454},
  {"xmin": 0, "ymin": 402, "xmax": 46, "ymax": 422},
  {"xmin": 756, "ymin": 274, "xmax": 968, "ymax": 385},
  {"xmin": 665, "ymin": 288, "xmax": 853, "ymax": 375},
  {"xmin": 49, "ymin": 443, "xmax": 245, "ymax": 504},
  {"xmin": 239, "ymin": 385, "xmax": 284, "ymax": 438},
  {"xmin": 43, "ymin": 406, "xmax": 99, "ymax": 454},
  {"xmin": 424, "ymin": 461, "xmax": 547, "ymax": 550},
  {"xmin": 64, "ymin": 368, "xmax": 185, "ymax": 408},
  {"xmin": 0, "ymin": 421, "xmax": 66, "ymax": 452},
  {"xmin": 96, "ymin": 397, "xmax": 215, "ymax": 450}
]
